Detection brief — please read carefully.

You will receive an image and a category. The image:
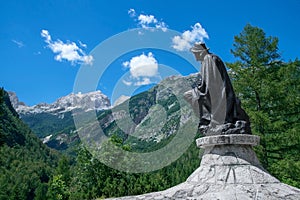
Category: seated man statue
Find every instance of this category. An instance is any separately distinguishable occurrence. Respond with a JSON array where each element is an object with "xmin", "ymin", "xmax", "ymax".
[{"xmin": 184, "ymin": 42, "xmax": 251, "ymax": 135}]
